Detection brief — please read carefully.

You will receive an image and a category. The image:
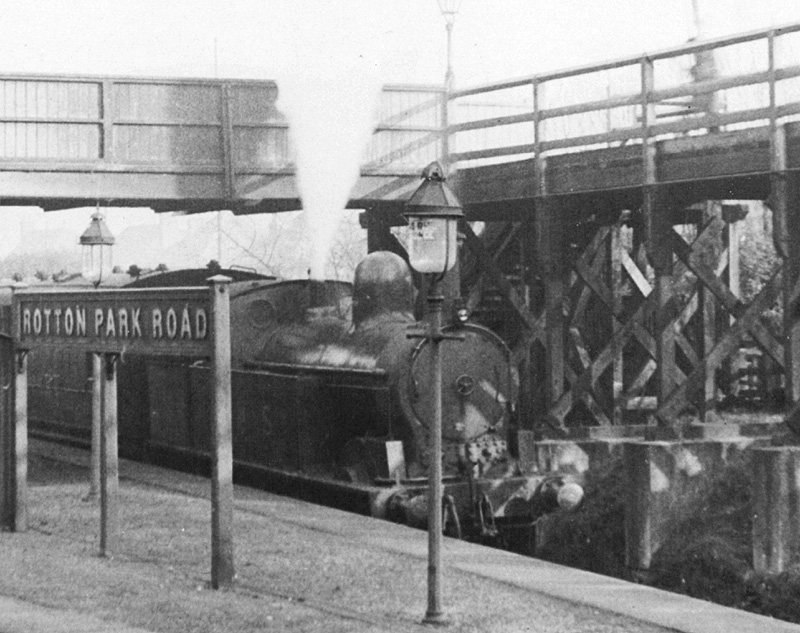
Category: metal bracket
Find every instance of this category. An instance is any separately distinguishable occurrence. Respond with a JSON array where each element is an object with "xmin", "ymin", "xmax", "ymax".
[
  {"xmin": 104, "ymin": 353, "xmax": 119, "ymax": 380},
  {"xmin": 406, "ymin": 324, "xmax": 465, "ymax": 343},
  {"xmin": 16, "ymin": 350, "xmax": 28, "ymax": 374}
]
